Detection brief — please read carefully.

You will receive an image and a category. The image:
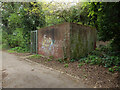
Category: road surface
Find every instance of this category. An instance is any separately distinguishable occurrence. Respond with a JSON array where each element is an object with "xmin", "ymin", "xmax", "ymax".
[{"xmin": 1, "ymin": 51, "xmax": 87, "ymax": 88}]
